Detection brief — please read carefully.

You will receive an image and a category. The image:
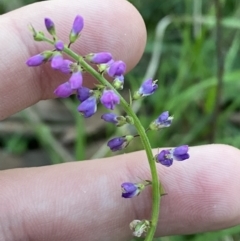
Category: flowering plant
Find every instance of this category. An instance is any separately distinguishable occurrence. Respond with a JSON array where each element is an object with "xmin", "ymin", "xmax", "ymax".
[{"xmin": 26, "ymin": 15, "xmax": 190, "ymax": 240}]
